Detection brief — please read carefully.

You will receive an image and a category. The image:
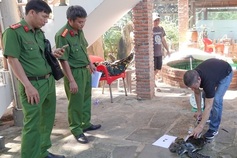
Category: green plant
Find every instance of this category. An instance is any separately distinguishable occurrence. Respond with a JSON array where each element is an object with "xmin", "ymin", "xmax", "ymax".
[
  {"xmin": 103, "ymin": 12, "xmax": 132, "ymax": 59},
  {"xmin": 161, "ymin": 17, "xmax": 179, "ymax": 50},
  {"xmin": 103, "ymin": 26, "xmax": 122, "ymax": 59},
  {"xmin": 208, "ymin": 11, "xmax": 237, "ymax": 20}
]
